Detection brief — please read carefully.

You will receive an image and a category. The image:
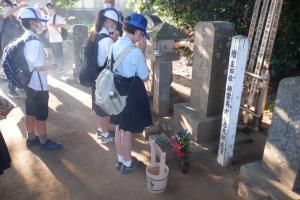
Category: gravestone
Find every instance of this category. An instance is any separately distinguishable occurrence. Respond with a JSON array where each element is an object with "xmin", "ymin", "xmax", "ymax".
[
  {"xmin": 146, "ymin": 22, "xmax": 185, "ymax": 117},
  {"xmin": 238, "ymin": 77, "xmax": 300, "ymax": 200},
  {"xmin": 72, "ymin": 24, "xmax": 88, "ymax": 78},
  {"xmin": 173, "ymin": 21, "xmax": 234, "ymax": 142}
]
